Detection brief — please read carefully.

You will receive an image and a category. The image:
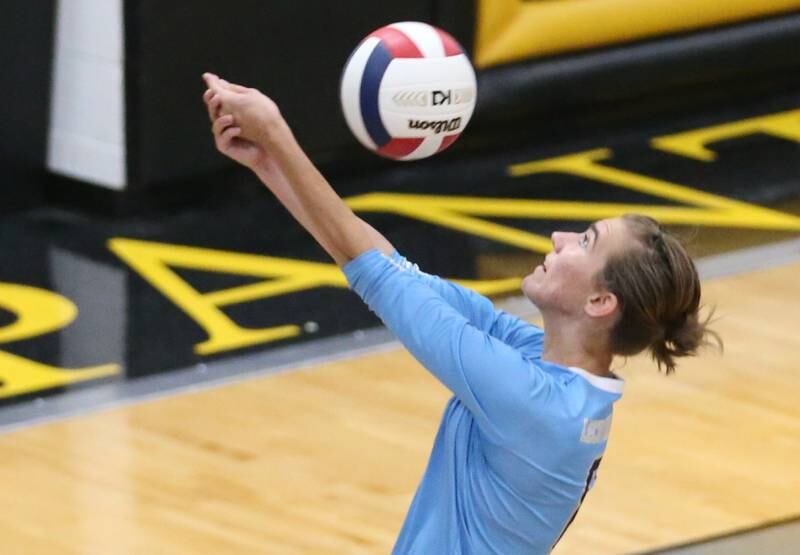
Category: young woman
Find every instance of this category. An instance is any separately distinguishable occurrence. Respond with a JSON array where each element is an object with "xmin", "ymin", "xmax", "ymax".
[{"xmin": 201, "ymin": 73, "xmax": 716, "ymax": 554}]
